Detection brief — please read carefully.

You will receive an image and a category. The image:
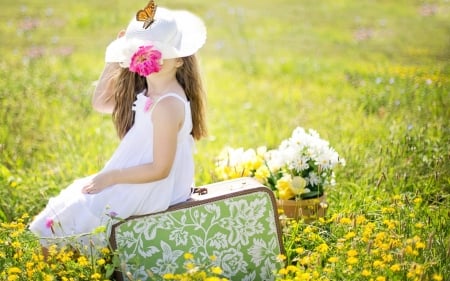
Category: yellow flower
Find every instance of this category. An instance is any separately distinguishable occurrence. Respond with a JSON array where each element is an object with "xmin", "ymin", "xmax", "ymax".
[
  {"xmin": 96, "ymin": 258, "xmax": 106, "ymax": 266},
  {"xmin": 339, "ymin": 217, "xmax": 352, "ymax": 225},
  {"xmin": 315, "ymin": 243, "xmax": 329, "ymax": 254},
  {"xmin": 101, "ymin": 247, "xmax": 110, "ymax": 255},
  {"xmin": 184, "ymin": 252, "xmax": 194, "ymax": 260},
  {"xmin": 276, "ymin": 176, "xmax": 296, "ymax": 200},
  {"xmin": 347, "ymin": 249, "xmax": 358, "ymax": 257},
  {"xmin": 328, "ymin": 256, "xmax": 339, "ymax": 263},
  {"xmin": 77, "ymin": 256, "xmax": 89, "ymax": 266},
  {"xmin": 346, "ymin": 257, "xmax": 358, "ymax": 265},
  {"xmin": 290, "ymin": 176, "xmax": 307, "ymax": 195},
  {"xmin": 211, "ymin": 266, "xmax": 223, "ymax": 275},
  {"xmin": 432, "ymin": 274, "xmax": 443, "ymax": 281},
  {"xmin": 361, "ymin": 269, "xmax": 371, "ymax": 276},
  {"xmin": 7, "ymin": 268, "xmax": 21, "ymax": 275},
  {"xmin": 376, "ymin": 276, "xmax": 386, "ymax": 281},
  {"xmin": 390, "ymin": 264, "xmax": 401, "ymax": 272},
  {"xmin": 277, "ymin": 254, "xmax": 286, "ymax": 262},
  {"xmin": 7, "ymin": 275, "xmax": 19, "ymax": 281},
  {"xmin": 344, "ymin": 231, "xmax": 356, "ymax": 240},
  {"xmin": 91, "ymin": 273, "xmax": 102, "ymax": 280}
]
